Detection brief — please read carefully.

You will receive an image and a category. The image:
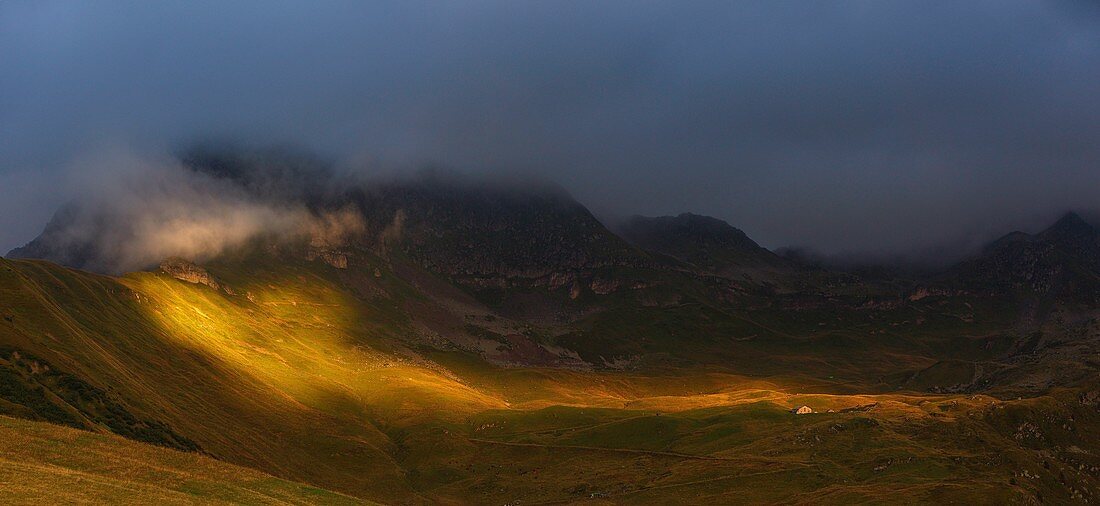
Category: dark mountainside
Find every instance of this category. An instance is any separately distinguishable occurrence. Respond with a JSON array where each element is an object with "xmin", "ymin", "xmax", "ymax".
[
  {"xmin": 7, "ymin": 203, "xmax": 108, "ymax": 271},
  {"xmin": 944, "ymin": 212, "xmax": 1100, "ymax": 301},
  {"xmin": 349, "ymin": 178, "xmax": 651, "ymax": 287},
  {"xmin": 3, "ymin": 151, "xmax": 1100, "ymax": 503},
  {"xmin": 617, "ymin": 213, "xmax": 790, "ymax": 275}
]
